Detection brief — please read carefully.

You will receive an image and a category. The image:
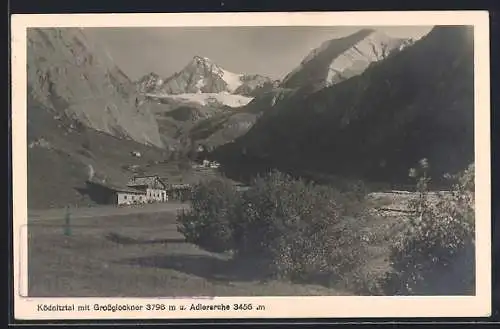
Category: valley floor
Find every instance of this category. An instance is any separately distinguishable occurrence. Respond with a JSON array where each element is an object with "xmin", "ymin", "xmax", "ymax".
[
  {"xmin": 23, "ymin": 166, "xmax": 477, "ymax": 299},
  {"xmin": 25, "ymin": 191, "xmax": 418, "ymax": 297},
  {"xmin": 27, "ymin": 211, "xmax": 345, "ymax": 297}
]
